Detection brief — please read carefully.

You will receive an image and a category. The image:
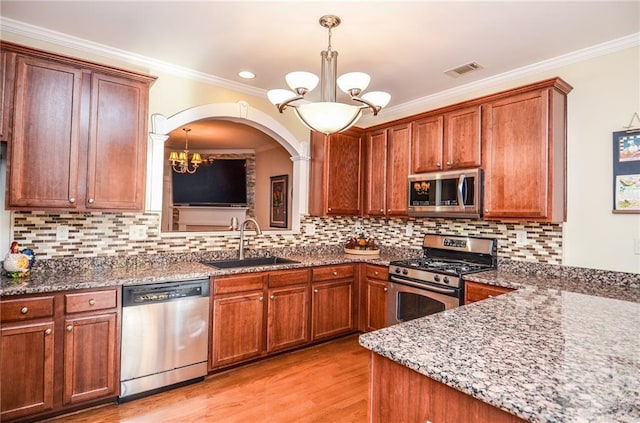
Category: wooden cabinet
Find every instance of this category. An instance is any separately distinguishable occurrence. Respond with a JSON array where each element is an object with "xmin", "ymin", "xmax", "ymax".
[
  {"xmin": 0, "ymin": 288, "xmax": 119, "ymax": 422},
  {"xmin": 482, "ymin": 78, "xmax": 571, "ymax": 222},
  {"xmin": 211, "ymin": 273, "xmax": 267, "ymax": 369},
  {"xmin": 0, "ymin": 51, "xmax": 15, "ymax": 142},
  {"xmin": 309, "ymin": 128, "xmax": 363, "ymax": 216},
  {"xmin": 464, "ymin": 280, "xmax": 515, "ymax": 305},
  {"xmin": 311, "ymin": 264, "xmax": 355, "ymax": 341},
  {"xmin": 370, "ymin": 352, "xmax": 527, "ymax": 423},
  {"xmin": 364, "ymin": 123, "xmax": 411, "ymax": 217},
  {"xmin": 1, "ymin": 41, "xmax": 155, "ymax": 211},
  {"xmin": 411, "ymin": 105, "xmax": 481, "ymax": 173},
  {"xmin": 360, "ymin": 264, "xmax": 389, "ymax": 332},
  {"xmin": 267, "ymin": 269, "xmax": 310, "ymax": 353}
]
